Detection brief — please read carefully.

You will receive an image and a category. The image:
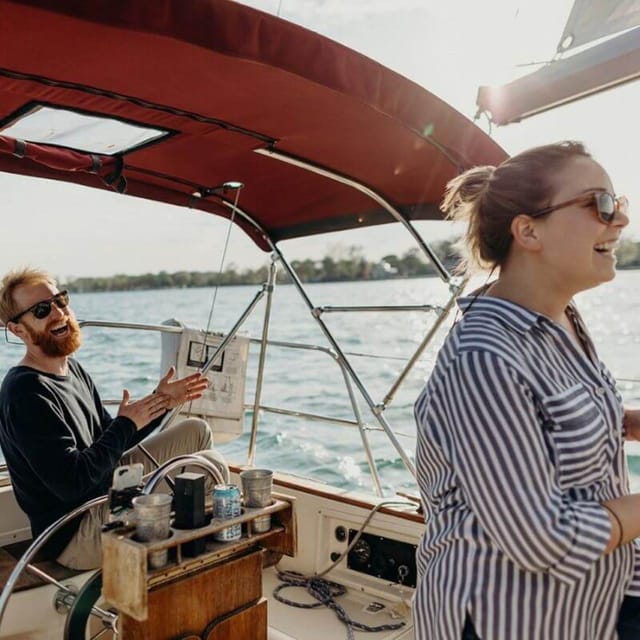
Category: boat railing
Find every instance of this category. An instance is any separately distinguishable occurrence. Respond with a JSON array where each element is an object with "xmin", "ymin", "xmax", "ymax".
[
  {"xmin": 77, "ymin": 319, "xmax": 403, "ymax": 496},
  {"xmin": 0, "ymin": 309, "xmax": 423, "ymax": 495},
  {"xmin": 0, "ymin": 252, "xmax": 462, "ymax": 496}
]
